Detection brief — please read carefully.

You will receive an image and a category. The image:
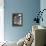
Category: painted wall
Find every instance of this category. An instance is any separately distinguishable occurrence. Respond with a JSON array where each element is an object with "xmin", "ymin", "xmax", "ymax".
[
  {"xmin": 4, "ymin": 0, "xmax": 40, "ymax": 42},
  {"xmin": 40, "ymin": 0, "xmax": 46, "ymax": 45},
  {"xmin": 0, "ymin": 0, "xmax": 4, "ymax": 42},
  {"xmin": 40, "ymin": 0, "xmax": 46, "ymax": 27}
]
